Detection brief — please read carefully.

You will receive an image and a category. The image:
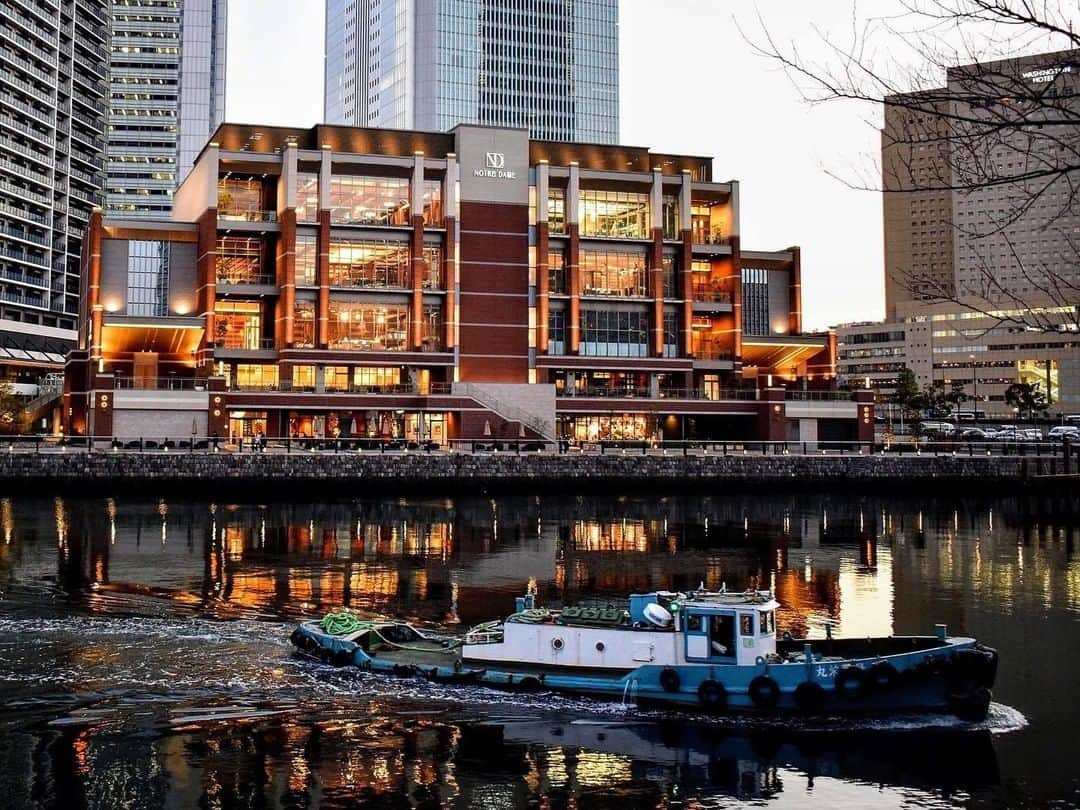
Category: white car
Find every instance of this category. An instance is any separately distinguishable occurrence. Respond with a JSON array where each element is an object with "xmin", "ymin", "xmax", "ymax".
[{"xmin": 996, "ymin": 427, "xmax": 1043, "ymax": 441}]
